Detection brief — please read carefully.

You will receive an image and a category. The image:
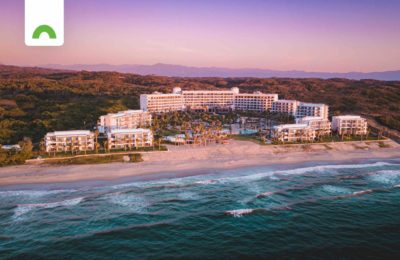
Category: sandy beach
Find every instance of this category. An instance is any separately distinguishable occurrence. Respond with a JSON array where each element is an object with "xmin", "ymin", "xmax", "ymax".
[{"xmin": 0, "ymin": 139, "xmax": 399, "ymax": 187}]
